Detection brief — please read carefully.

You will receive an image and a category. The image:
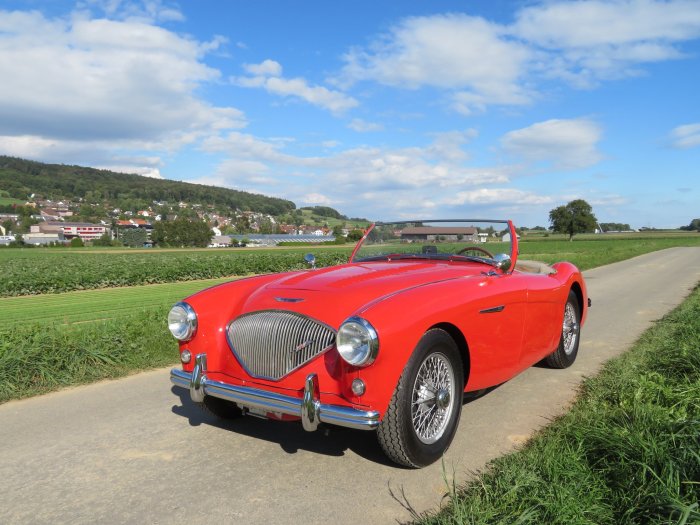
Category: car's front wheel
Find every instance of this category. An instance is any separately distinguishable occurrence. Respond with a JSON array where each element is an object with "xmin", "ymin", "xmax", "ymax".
[
  {"xmin": 545, "ymin": 289, "xmax": 581, "ymax": 369},
  {"xmin": 377, "ymin": 329, "xmax": 464, "ymax": 468}
]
